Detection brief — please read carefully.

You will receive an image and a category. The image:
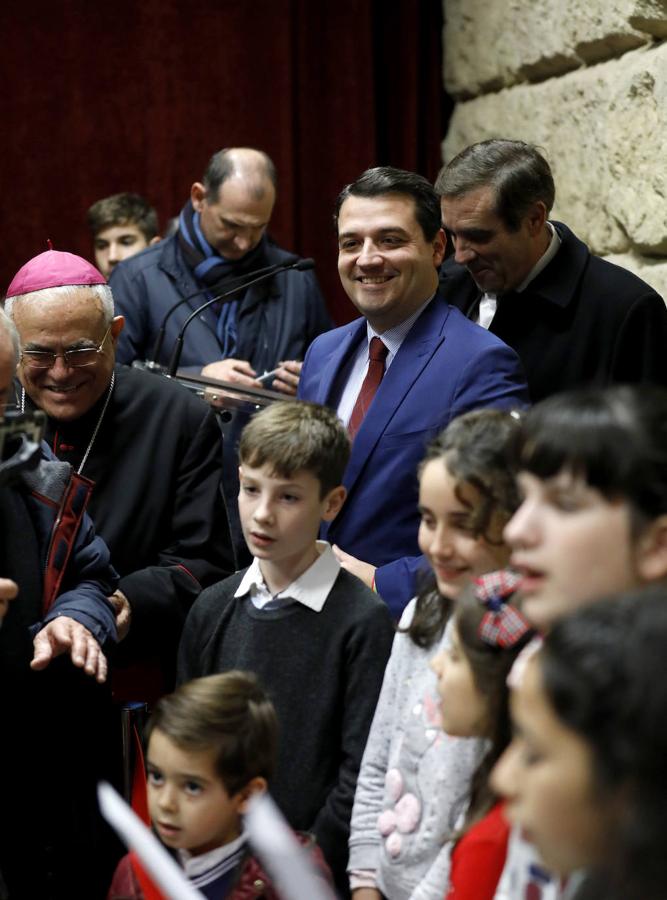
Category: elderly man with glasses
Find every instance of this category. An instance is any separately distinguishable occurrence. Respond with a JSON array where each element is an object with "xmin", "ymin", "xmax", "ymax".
[{"xmin": 5, "ymin": 248, "xmax": 234, "ymax": 694}]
